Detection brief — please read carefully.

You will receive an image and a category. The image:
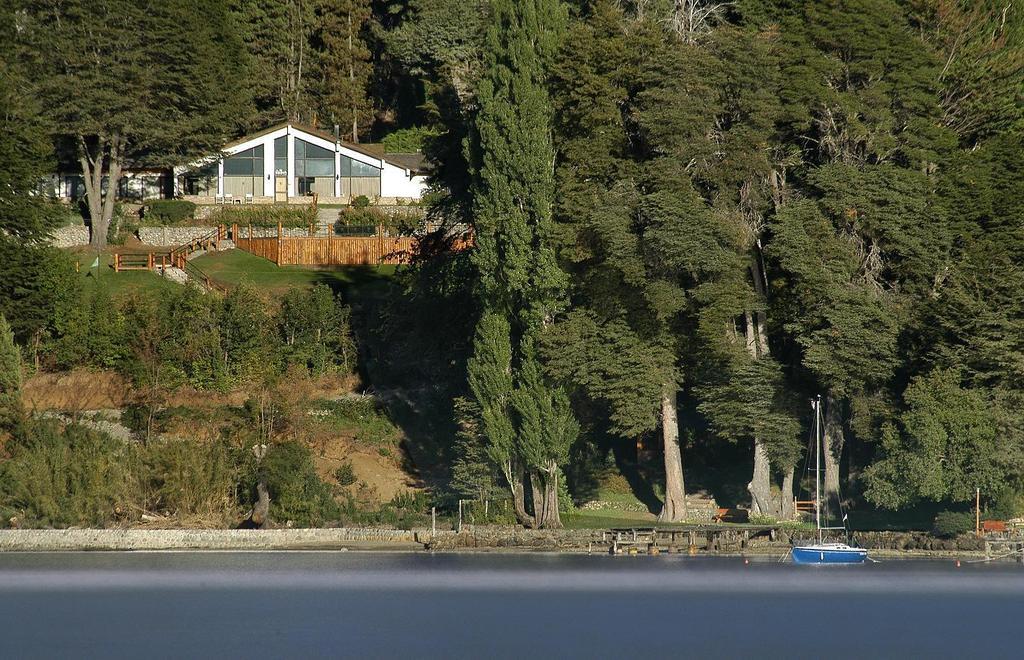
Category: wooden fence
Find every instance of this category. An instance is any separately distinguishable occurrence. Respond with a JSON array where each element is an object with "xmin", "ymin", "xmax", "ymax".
[
  {"xmin": 278, "ymin": 236, "xmax": 416, "ymax": 266},
  {"xmin": 231, "ymin": 223, "xmax": 417, "ymax": 266},
  {"xmin": 233, "ymin": 236, "xmax": 280, "ymax": 264}
]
